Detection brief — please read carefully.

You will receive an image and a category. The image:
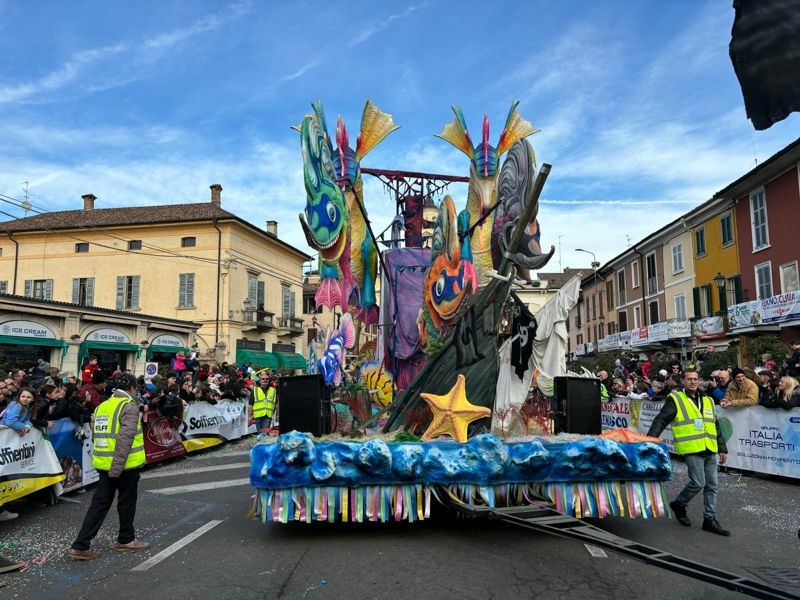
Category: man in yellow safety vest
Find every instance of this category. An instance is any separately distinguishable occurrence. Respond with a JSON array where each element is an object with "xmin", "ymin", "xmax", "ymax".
[
  {"xmin": 647, "ymin": 368, "xmax": 730, "ymax": 536},
  {"xmin": 251, "ymin": 371, "xmax": 277, "ymax": 432},
  {"xmin": 68, "ymin": 373, "xmax": 150, "ymax": 560}
]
